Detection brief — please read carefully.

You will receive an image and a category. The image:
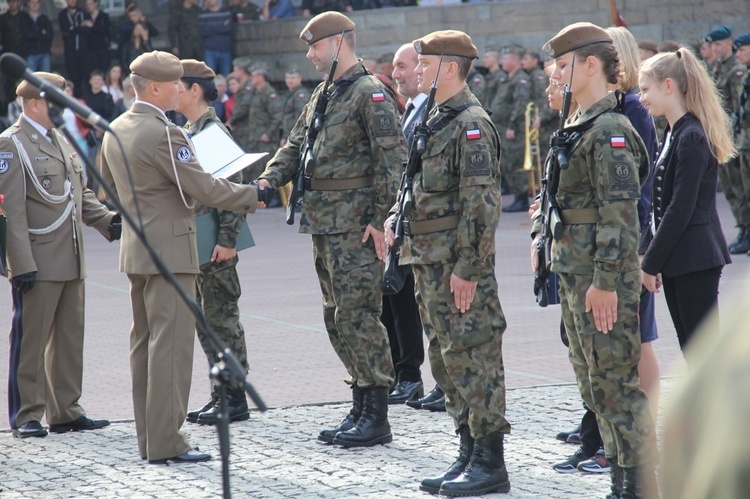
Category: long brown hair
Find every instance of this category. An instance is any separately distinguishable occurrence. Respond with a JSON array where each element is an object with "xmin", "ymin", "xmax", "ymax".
[{"xmin": 640, "ymin": 47, "xmax": 736, "ymax": 164}]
